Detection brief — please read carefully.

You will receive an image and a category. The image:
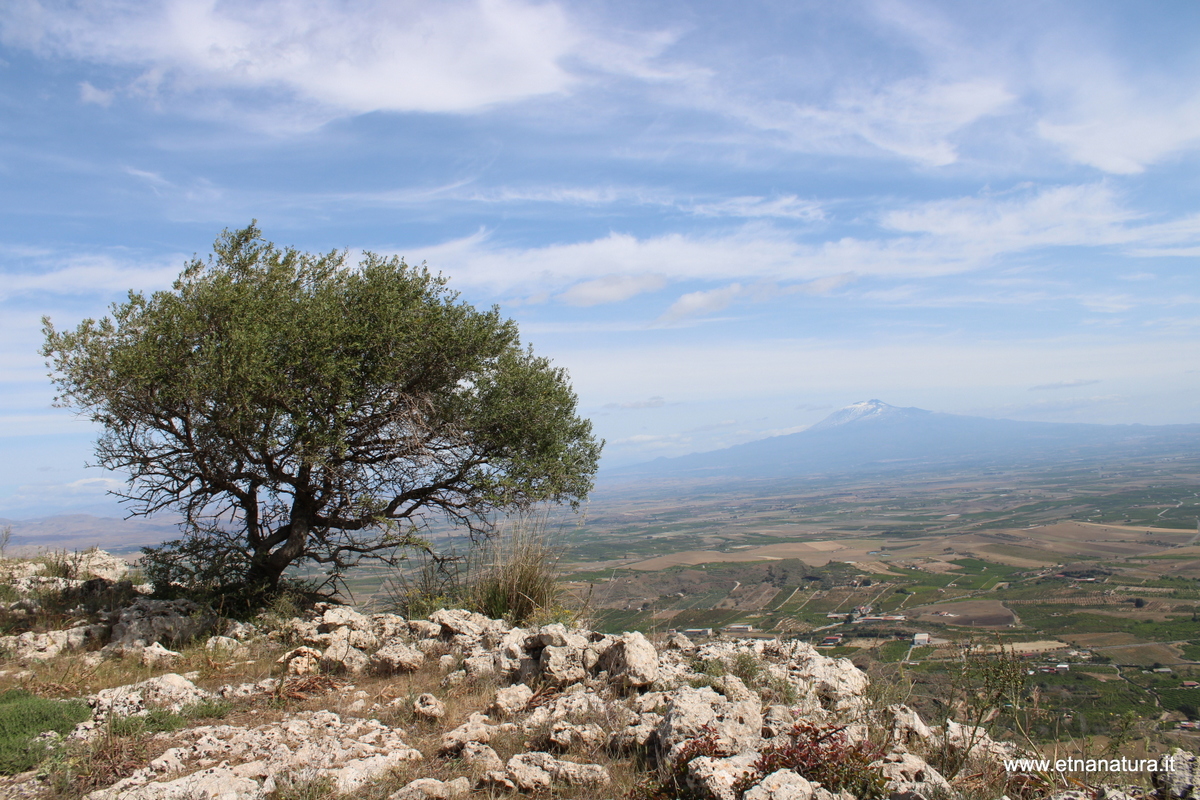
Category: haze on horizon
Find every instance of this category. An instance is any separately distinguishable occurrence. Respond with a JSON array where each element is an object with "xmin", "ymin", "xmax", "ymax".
[{"xmin": 1, "ymin": 1, "xmax": 1198, "ymax": 518}]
